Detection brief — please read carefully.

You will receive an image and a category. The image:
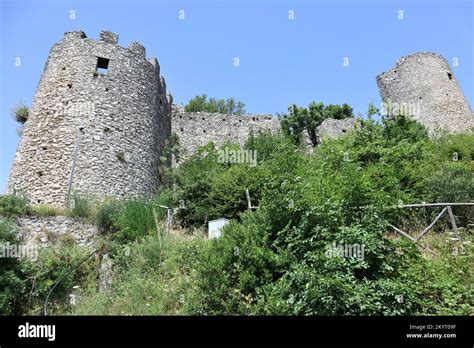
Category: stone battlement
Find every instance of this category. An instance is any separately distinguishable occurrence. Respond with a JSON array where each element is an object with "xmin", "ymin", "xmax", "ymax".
[{"xmin": 63, "ymin": 30, "xmax": 159, "ymax": 72}]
